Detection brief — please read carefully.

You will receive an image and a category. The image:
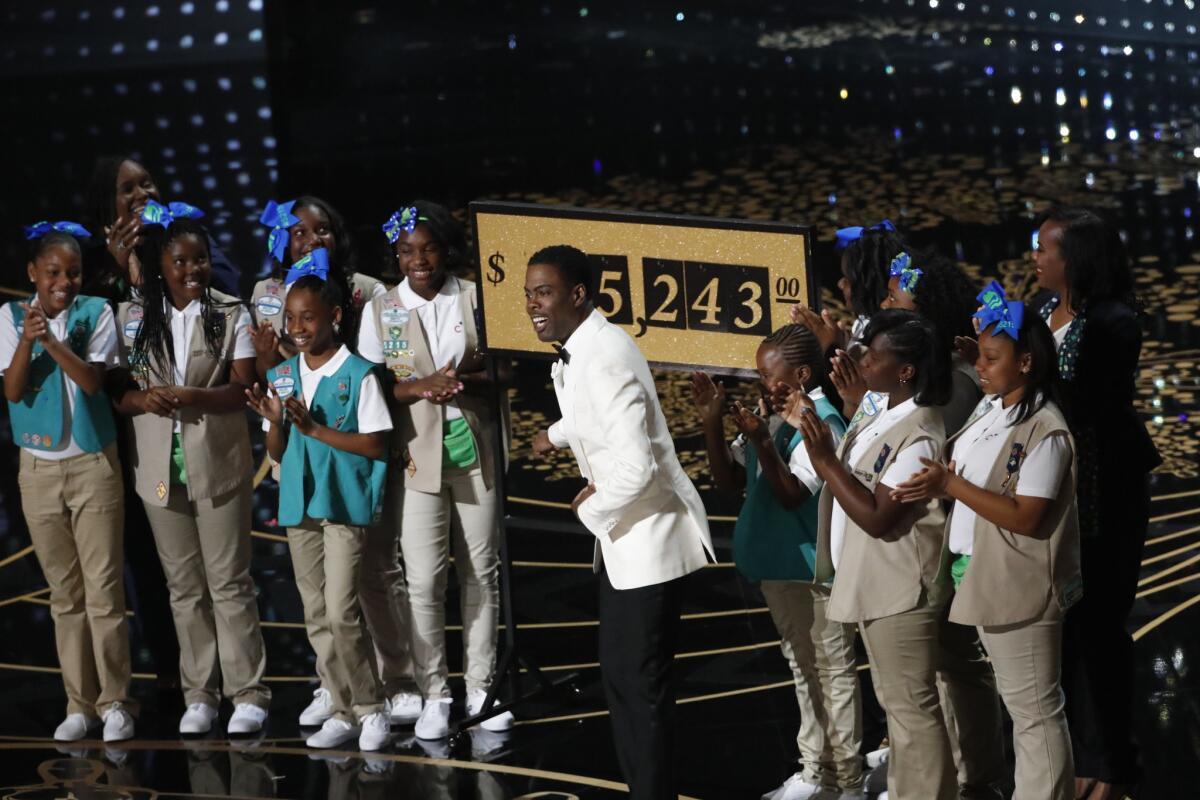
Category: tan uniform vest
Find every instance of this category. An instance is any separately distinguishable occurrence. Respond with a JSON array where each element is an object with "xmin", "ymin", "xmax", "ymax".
[
  {"xmin": 117, "ymin": 289, "xmax": 253, "ymax": 506},
  {"xmin": 943, "ymin": 401, "xmax": 1083, "ymax": 627},
  {"xmin": 250, "ymin": 273, "xmax": 385, "ymax": 332},
  {"xmin": 817, "ymin": 404, "xmax": 951, "ymax": 623},
  {"xmin": 365, "ymin": 277, "xmax": 509, "ymax": 494}
]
